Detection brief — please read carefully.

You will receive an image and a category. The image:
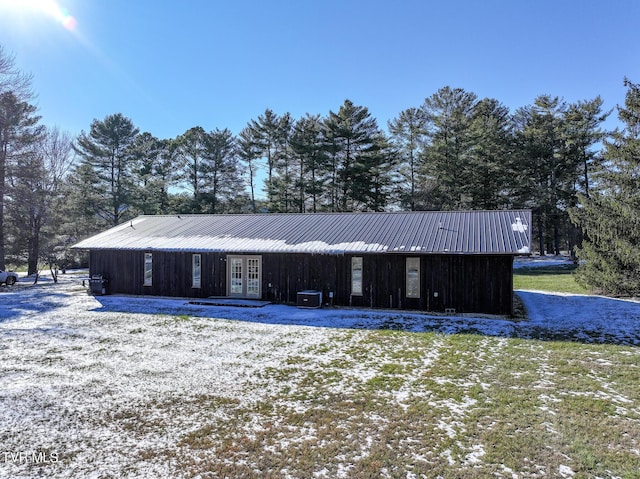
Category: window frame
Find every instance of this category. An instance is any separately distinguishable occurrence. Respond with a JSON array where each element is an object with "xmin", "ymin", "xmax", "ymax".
[
  {"xmin": 192, "ymin": 253, "xmax": 202, "ymax": 288},
  {"xmin": 351, "ymin": 256, "xmax": 363, "ymax": 296},
  {"xmin": 144, "ymin": 252, "xmax": 153, "ymax": 286},
  {"xmin": 406, "ymin": 257, "xmax": 421, "ymax": 299}
]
